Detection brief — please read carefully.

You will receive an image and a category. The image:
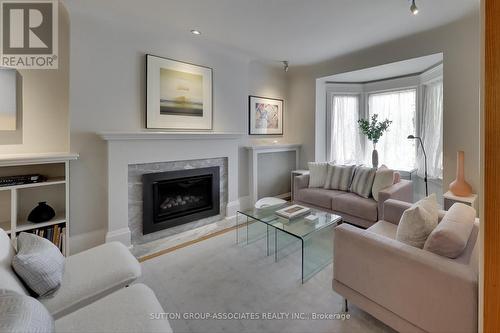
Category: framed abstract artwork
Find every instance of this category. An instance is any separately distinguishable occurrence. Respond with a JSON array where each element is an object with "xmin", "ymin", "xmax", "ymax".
[
  {"xmin": 248, "ymin": 95, "xmax": 284, "ymax": 135},
  {"xmin": 146, "ymin": 54, "xmax": 213, "ymax": 130}
]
